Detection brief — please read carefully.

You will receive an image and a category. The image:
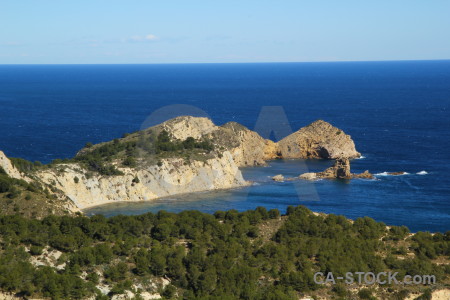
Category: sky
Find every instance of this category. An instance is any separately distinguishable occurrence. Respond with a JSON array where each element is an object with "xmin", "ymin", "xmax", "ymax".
[{"xmin": 1, "ymin": 1, "xmax": 450, "ymax": 64}]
